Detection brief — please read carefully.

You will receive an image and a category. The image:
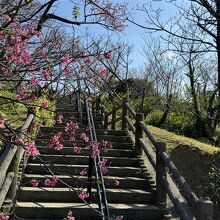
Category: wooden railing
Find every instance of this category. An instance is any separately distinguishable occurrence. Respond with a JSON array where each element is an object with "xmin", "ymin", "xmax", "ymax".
[
  {"xmin": 0, "ymin": 113, "xmax": 34, "ymax": 209},
  {"xmin": 95, "ymin": 96, "xmax": 213, "ymax": 220}
]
